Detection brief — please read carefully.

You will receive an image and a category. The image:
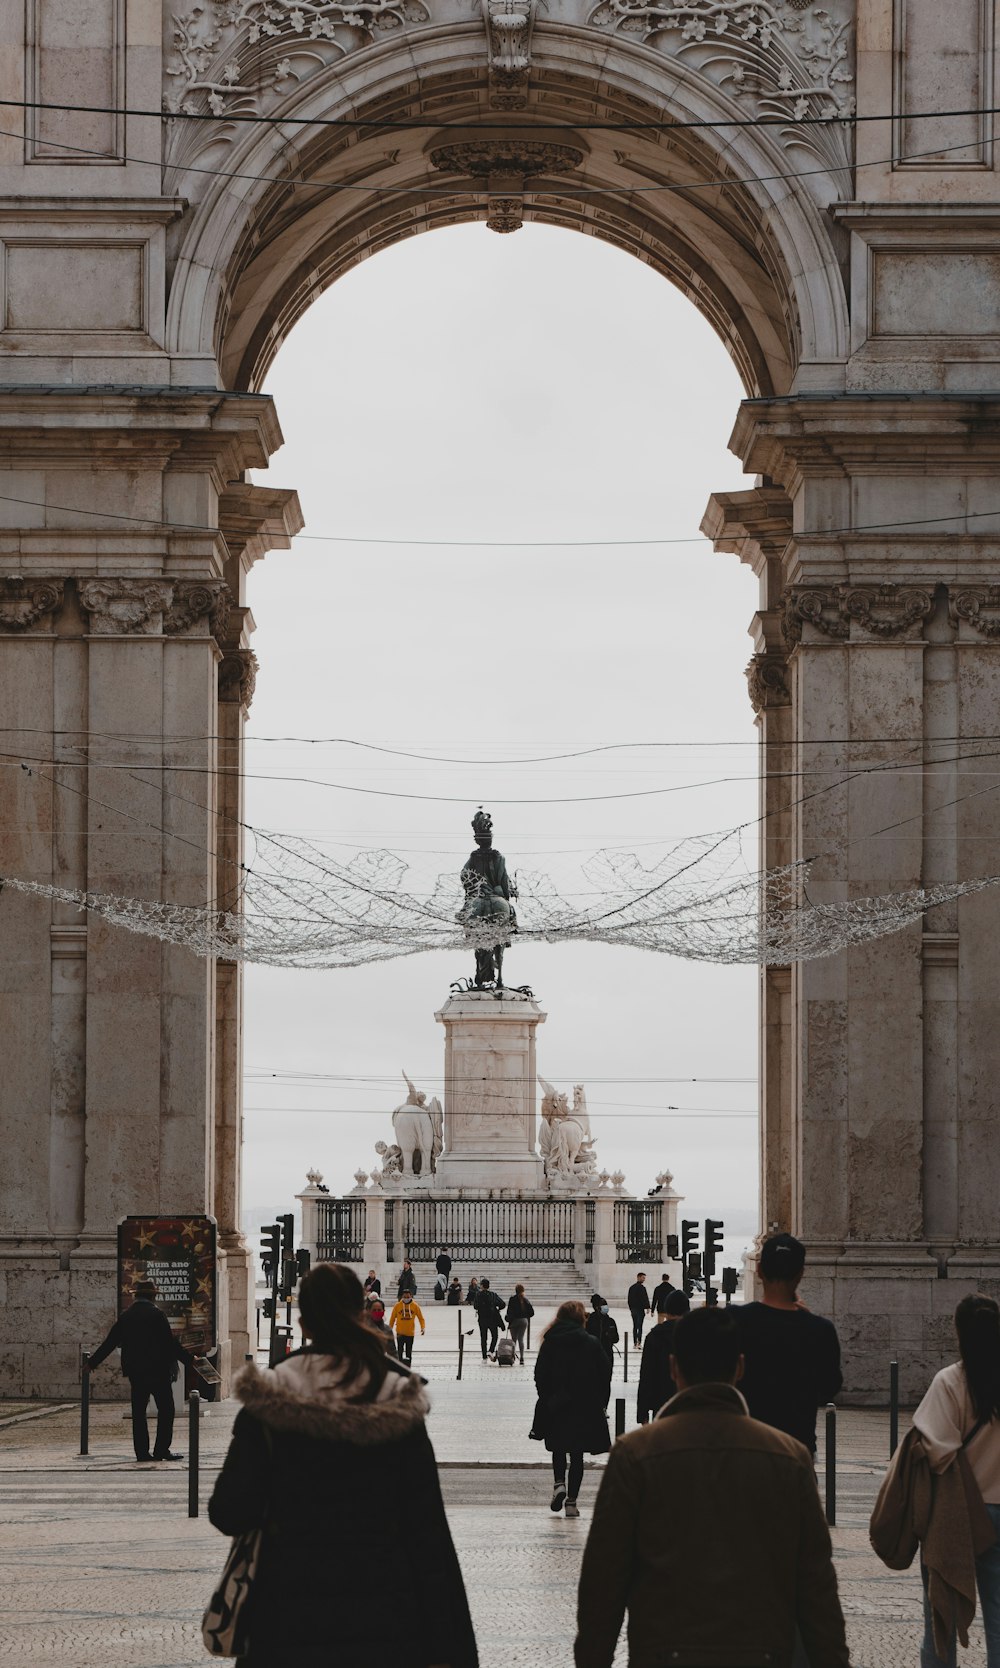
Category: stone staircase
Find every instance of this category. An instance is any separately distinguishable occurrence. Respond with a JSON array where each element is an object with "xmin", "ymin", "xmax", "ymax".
[{"xmin": 392, "ymin": 1261, "xmax": 598, "ymax": 1307}]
